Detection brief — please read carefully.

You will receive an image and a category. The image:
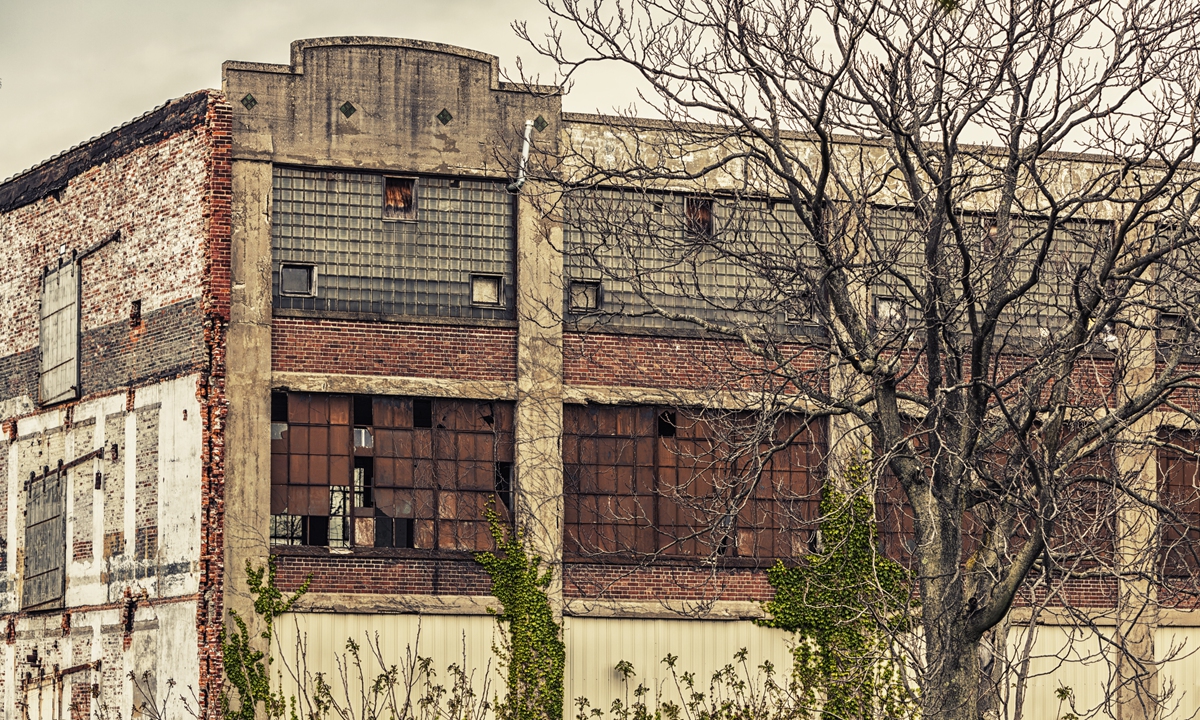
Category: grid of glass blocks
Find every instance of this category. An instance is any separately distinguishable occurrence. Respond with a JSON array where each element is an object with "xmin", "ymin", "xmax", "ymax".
[
  {"xmin": 871, "ymin": 208, "xmax": 1106, "ymax": 338},
  {"xmin": 563, "ymin": 189, "xmax": 821, "ymax": 332},
  {"xmin": 272, "ymin": 166, "xmax": 514, "ymax": 319}
]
